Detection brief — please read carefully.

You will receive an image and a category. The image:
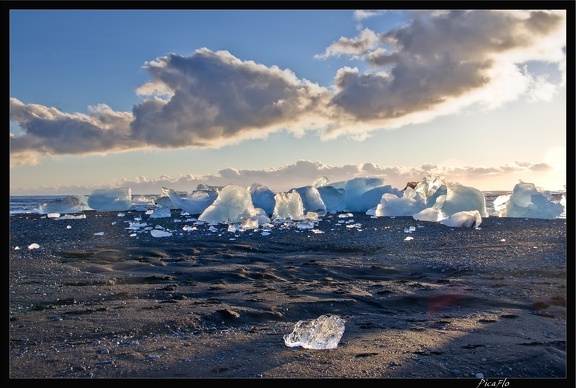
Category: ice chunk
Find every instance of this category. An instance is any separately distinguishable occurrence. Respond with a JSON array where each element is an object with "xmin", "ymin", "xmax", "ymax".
[
  {"xmin": 498, "ymin": 181, "xmax": 565, "ymax": 219},
  {"xmin": 375, "ymin": 188, "xmax": 427, "ymax": 216},
  {"xmin": 272, "ymin": 190, "xmax": 305, "ymax": 221},
  {"xmin": 492, "ymin": 194, "xmax": 511, "ymax": 217},
  {"xmin": 155, "ymin": 195, "xmax": 178, "ymax": 209},
  {"xmin": 149, "ymin": 206, "xmax": 172, "ymax": 219},
  {"xmin": 331, "ymin": 177, "xmax": 393, "ymax": 212},
  {"xmin": 38, "ymin": 195, "xmax": 91, "ymax": 214},
  {"xmin": 162, "ymin": 186, "xmax": 218, "ymax": 215},
  {"xmin": 198, "ymin": 185, "xmax": 257, "ymax": 224},
  {"xmin": 151, "ymin": 229, "xmax": 172, "ymax": 237},
  {"xmin": 414, "ymin": 175, "xmax": 447, "ymax": 201},
  {"xmin": 356, "ymin": 185, "xmax": 401, "ymax": 213},
  {"xmin": 87, "ymin": 188, "xmax": 132, "ymax": 212},
  {"xmin": 248, "ymin": 183, "xmax": 276, "ymax": 215},
  {"xmin": 317, "ymin": 185, "xmax": 346, "ymax": 213},
  {"xmin": 283, "ymin": 315, "xmax": 345, "ymax": 350},
  {"xmin": 291, "ymin": 186, "xmax": 326, "ymax": 215},
  {"xmin": 439, "ymin": 182, "xmax": 488, "ymax": 217},
  {"xmin": 413, "ymin": 207, "xmax": 447, "ymax": 222},
  {"xmin": 440, "ymin": 210, "xmax": 482, "ymax": 228}
]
